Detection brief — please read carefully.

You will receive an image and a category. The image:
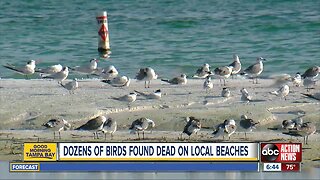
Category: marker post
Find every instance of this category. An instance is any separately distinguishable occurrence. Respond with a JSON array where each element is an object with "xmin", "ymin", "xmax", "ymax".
[{"xmin": 96, "ymin": 11, "xmax": 111, "ymax": 58}]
